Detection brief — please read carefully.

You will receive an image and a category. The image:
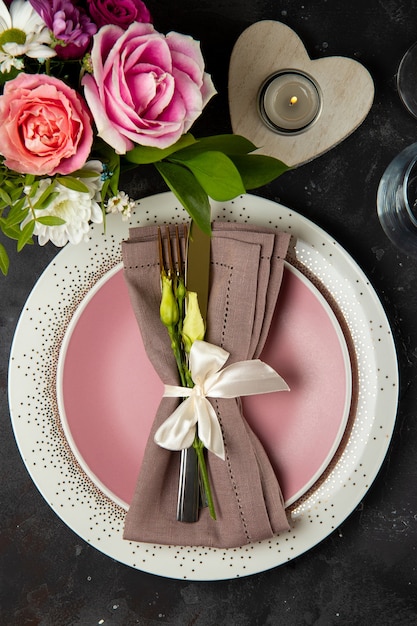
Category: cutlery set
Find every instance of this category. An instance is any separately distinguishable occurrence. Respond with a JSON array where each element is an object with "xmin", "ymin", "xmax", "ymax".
[{"xmin": 157, "ymin": 222, "xmax": 212, "ymax": 522}]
